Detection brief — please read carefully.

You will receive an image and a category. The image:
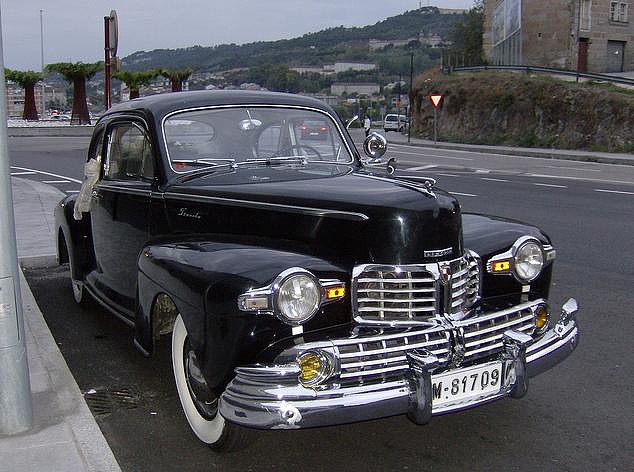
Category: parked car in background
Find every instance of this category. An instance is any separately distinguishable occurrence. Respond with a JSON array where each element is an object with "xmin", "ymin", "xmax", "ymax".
[
  {"xmin": 56, "ymin": 90, "xmax": 579, "ymax": 451},
  {"xmin": 384, "ymin": 113, "xmax": 408, "ymax": 132},
  {"xmin": 299, "ymin": 119, "xmax": 329, "ymax": 139}
]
